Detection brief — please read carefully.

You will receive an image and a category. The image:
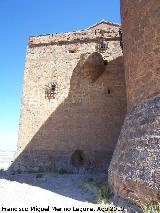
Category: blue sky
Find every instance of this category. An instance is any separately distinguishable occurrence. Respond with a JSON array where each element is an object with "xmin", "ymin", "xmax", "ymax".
[{"xmin": 0, "ymin": 0, "xmax": 120, "ymax": 151}]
